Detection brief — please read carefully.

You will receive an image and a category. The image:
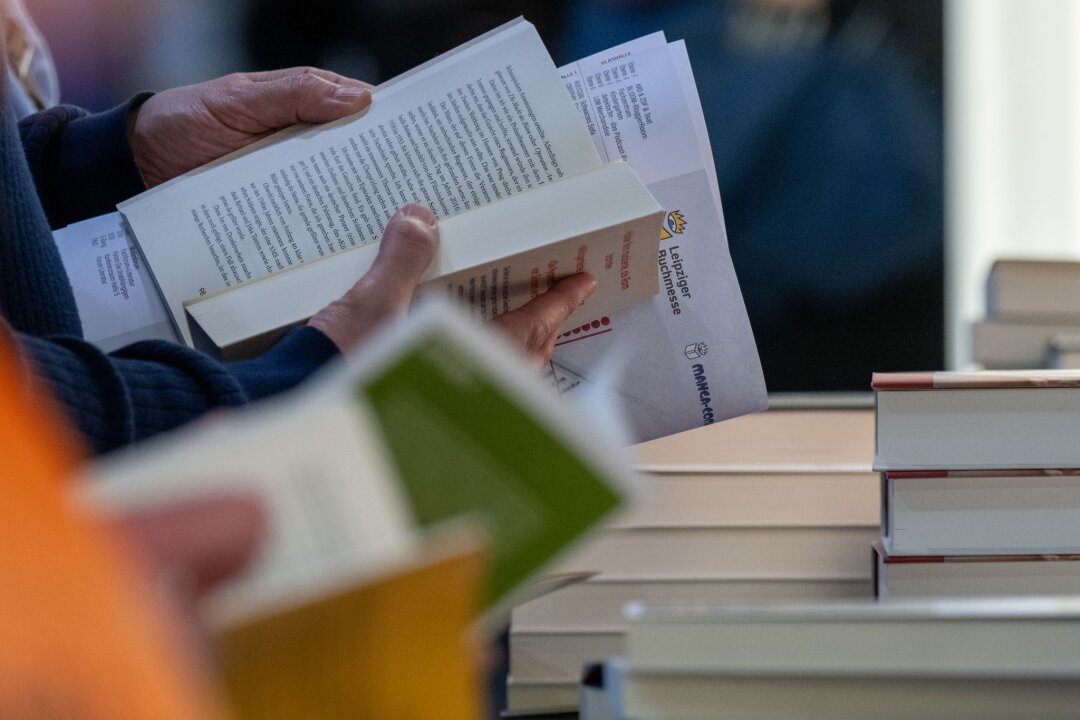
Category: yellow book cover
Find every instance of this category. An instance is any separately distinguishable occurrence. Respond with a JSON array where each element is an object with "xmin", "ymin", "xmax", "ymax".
[{"xmin": 218, "ymin": 531, "xmax": 488, "ymax": 720}]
